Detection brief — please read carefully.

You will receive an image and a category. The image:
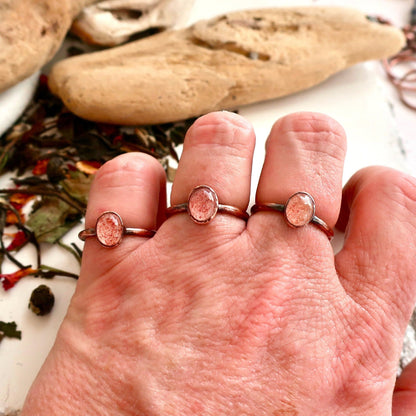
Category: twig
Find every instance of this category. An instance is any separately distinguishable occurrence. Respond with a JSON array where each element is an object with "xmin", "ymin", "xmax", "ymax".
[
  {"xmin": 38, "ymin": 264, "xmax": 78, "ymax": 280},
  {"xmin": 0, "ymin": 187, "xmax": 86, "ymax": 213},
  {"xmin": 58, "ymin": 240, "xmax": 82, "ymax": 265}
]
